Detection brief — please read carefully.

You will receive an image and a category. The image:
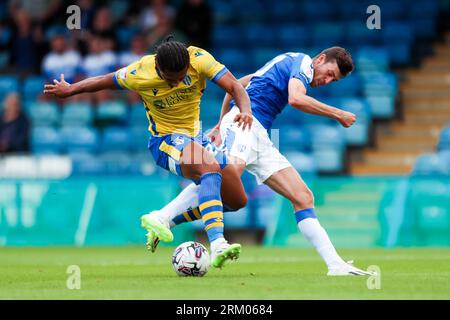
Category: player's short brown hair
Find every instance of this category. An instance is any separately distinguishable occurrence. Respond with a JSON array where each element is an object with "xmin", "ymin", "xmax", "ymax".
[{"xmin": 318, "ymin": 47, "xmax": 354, "ymax": 77}]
